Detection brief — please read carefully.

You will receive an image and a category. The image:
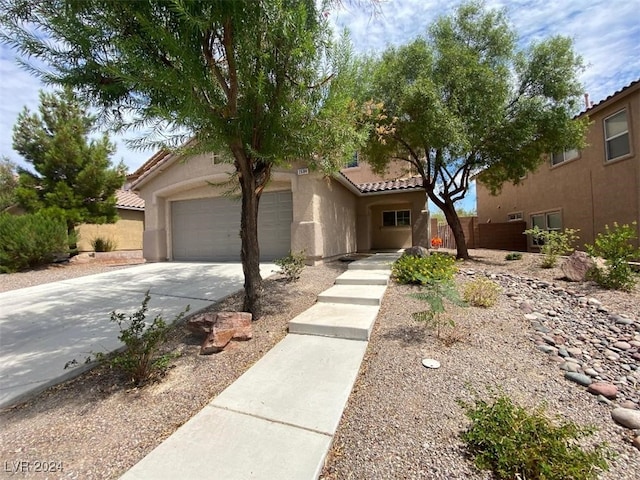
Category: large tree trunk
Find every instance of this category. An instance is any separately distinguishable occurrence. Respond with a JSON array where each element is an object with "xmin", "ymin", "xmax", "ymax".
[
  {"xmin": 238, "ymin": 170, "xmax": 263, "ymax": 318},
  {"xmin": 441, "ymin": 200, "xmax": 469, "ymax": 260},
  {"xmin": 230, "ymin": 140, "xmax": 265, "ymax": 319}
]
